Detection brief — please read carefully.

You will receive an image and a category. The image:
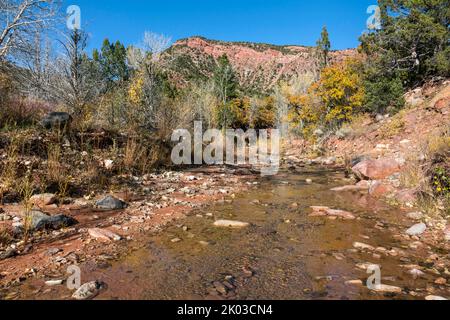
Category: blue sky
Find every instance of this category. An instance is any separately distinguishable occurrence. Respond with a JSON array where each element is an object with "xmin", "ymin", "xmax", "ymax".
[{"xmin": 64, "ymin": 0, "xmax": 377, "ymax": 51}]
